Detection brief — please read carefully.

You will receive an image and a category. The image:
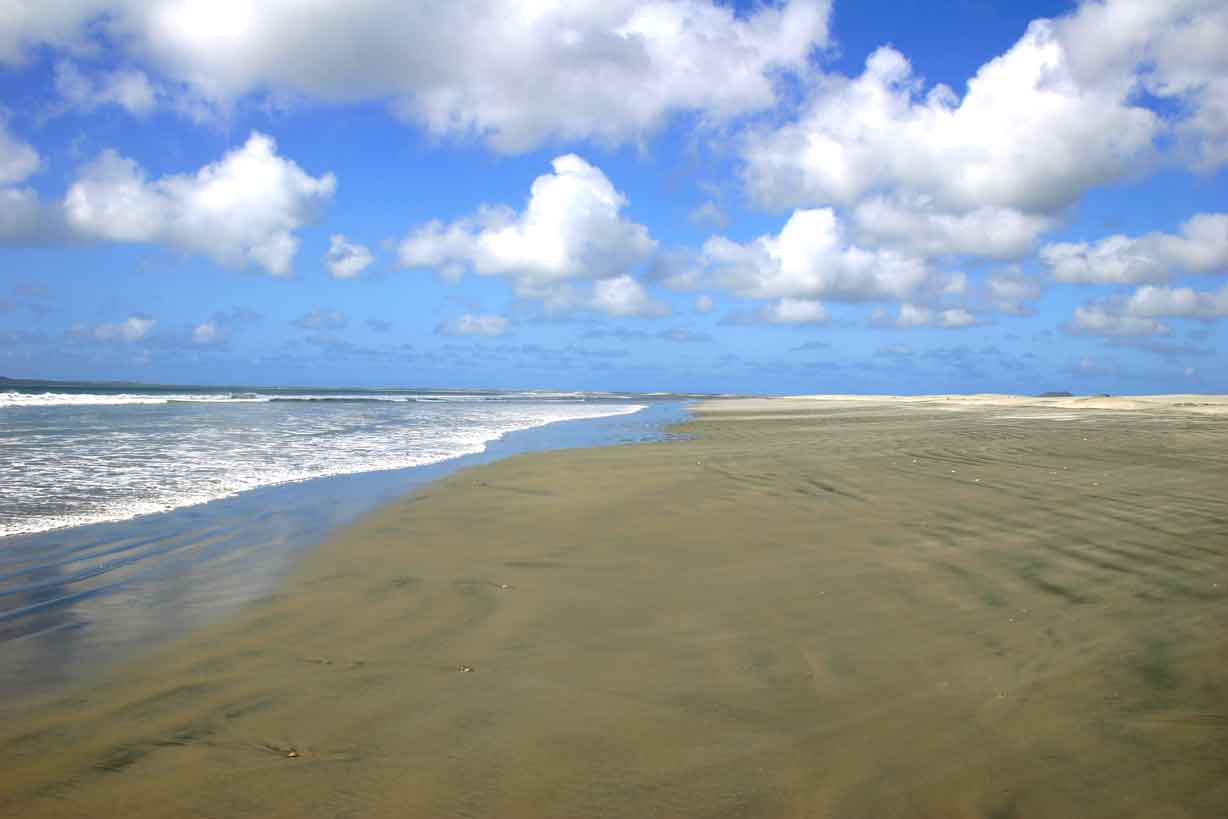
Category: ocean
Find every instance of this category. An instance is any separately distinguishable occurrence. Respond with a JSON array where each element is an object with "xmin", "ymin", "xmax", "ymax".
[
  {"xmin": 0, "ymin": 384, "xmax": 657, "ymax": 538},
  {"xmin": 0, "ymin": 382, "xmax": 685, "ymax": 694}
]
